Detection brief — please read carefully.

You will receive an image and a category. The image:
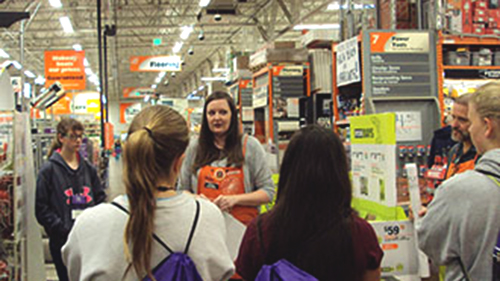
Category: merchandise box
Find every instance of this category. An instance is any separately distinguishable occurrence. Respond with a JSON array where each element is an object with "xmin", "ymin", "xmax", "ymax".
[
  {"xmin": 447, "ymin": 0, "xmax": 462, "ymax": 10},
  {"xmin": 450, "ymin": 11, "xmax": 463, "ymax": 32},
  {"xmin": 473, "ymin": 15, "xmax": 487, "ymax": 22},
  {"xmin": 474, "ymin": 0, "xmax": 489, "ymax": 10},
  {"xmin": 473, "ymin": 23, "xmax": 487, "ymax": 34},
  {"xmin": 463, "ymin": 0, "xmax": 474, "ymax": 32},
  {"xmin": 475, "ymin": 9, "xmax": 487, "ymax": 16}
]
